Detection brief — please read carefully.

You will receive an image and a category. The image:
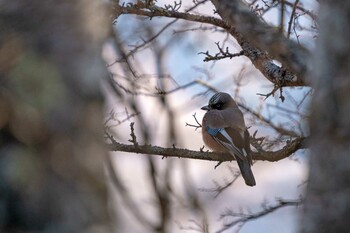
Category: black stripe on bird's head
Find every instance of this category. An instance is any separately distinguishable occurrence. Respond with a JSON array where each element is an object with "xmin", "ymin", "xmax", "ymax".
[{"xmin": 201, "ymin": 92, "xmax": 235, "ymax": 111}]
